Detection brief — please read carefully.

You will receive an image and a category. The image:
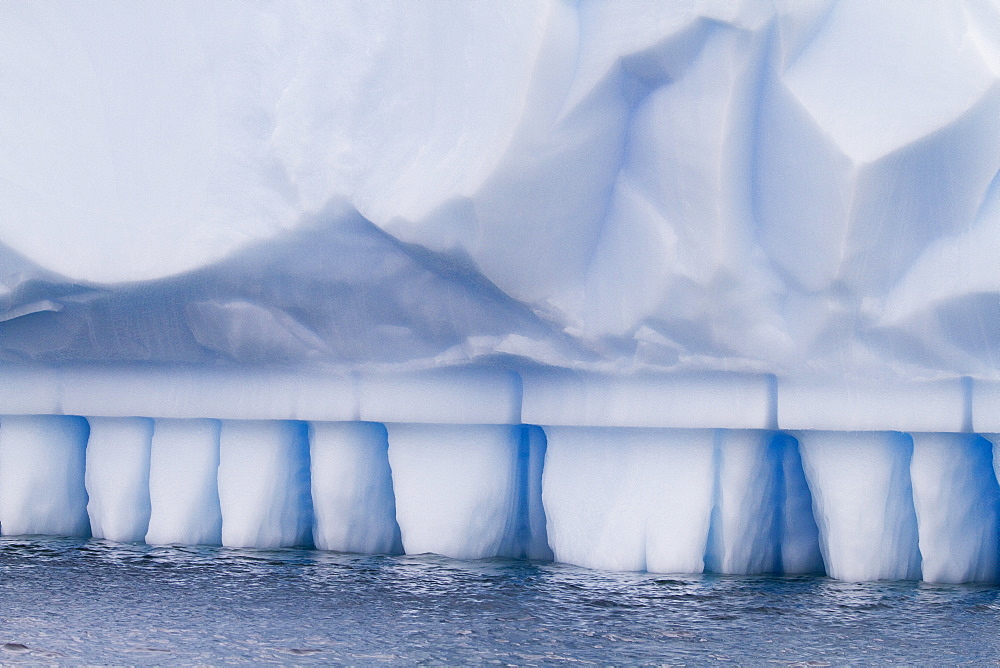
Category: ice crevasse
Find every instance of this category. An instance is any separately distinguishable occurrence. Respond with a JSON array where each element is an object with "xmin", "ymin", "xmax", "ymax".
[{"xmin": 0, "ymin": 0, "xmax": 999, "ymax": 583}]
